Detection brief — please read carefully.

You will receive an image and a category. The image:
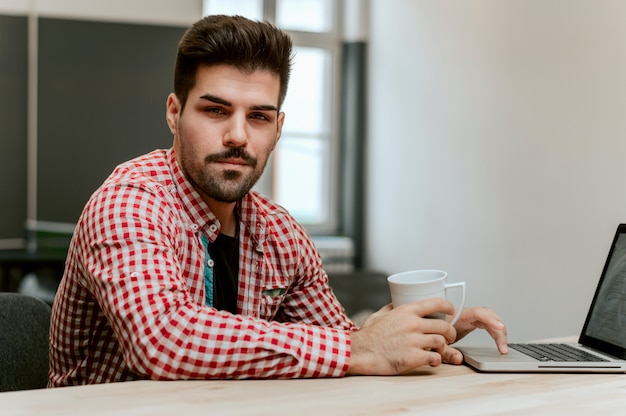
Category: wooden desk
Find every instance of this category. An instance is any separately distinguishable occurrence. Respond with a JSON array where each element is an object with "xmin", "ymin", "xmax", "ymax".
[{"xmin": 1, "ymin": 362, "xmax": 625, "ymax": 415}]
